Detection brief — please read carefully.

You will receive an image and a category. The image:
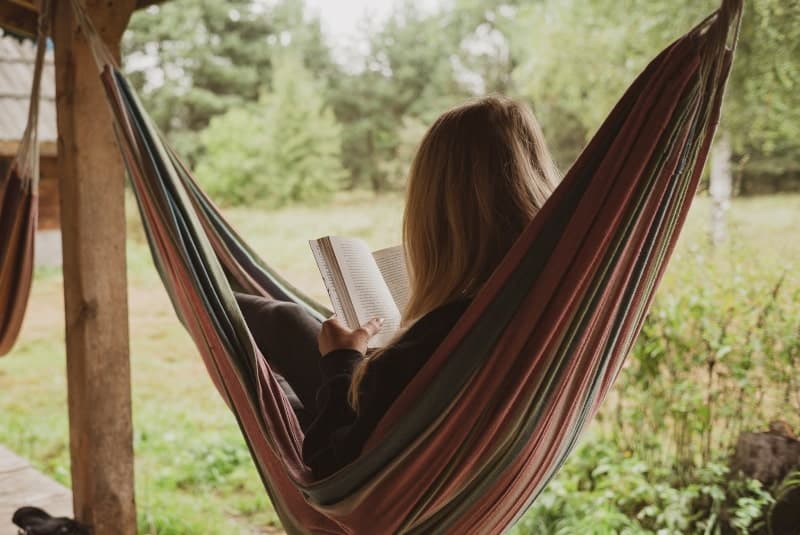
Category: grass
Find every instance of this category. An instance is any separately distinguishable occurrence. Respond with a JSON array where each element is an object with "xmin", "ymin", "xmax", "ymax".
[{"xmin": 0, "ymin": 191, "xmax": 797, "ymax": 533}]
